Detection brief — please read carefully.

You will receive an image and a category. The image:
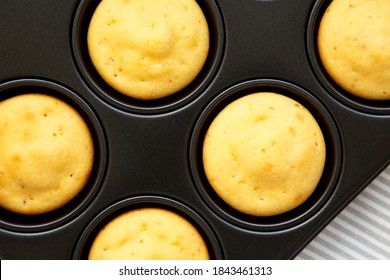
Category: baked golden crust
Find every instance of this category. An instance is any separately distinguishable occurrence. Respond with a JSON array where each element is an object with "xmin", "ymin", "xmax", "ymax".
[
  {"xmin": 318, "ymin": 0, "xmax": 390, "ymax": 100},
  {"xmin": 88, "ymin": 208, "xmax": 210, "ymax": 260},
  {"xmin": 202, "ymin": 92, "xmax": 326, "ymax": 216},
  {"xmin": 0, "ymin": 94, "xmax": 94, "ymax": 215},
  {"xmin": 87, "ymin": 0, "xmax": 210, "ymax": 100}
]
